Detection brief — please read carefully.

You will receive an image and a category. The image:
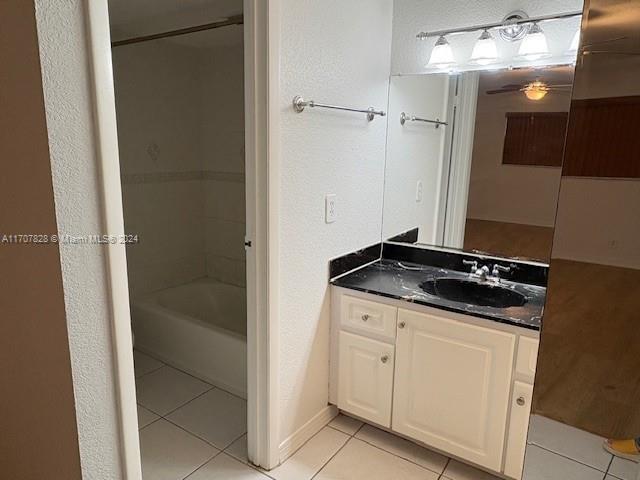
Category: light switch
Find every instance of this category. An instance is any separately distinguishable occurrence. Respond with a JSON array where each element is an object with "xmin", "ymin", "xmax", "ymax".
[
  {"xmin": 416, "ymin": 180, "xmax": 423, "ymax": 202},
  {"xmin": 325, "ymin": 194, "xmax": 337, "ymax": 223}
]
